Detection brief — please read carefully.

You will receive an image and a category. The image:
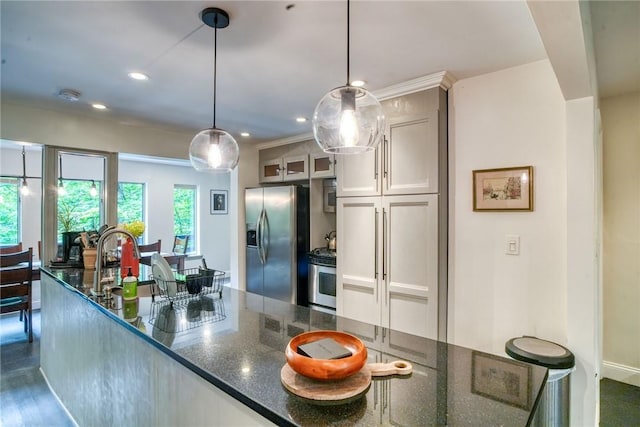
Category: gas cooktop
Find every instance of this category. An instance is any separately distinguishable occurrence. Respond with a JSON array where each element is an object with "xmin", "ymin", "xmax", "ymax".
[{"xmin": 308, "ymin": 247, "xmax": 336, "ymax": 267}]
